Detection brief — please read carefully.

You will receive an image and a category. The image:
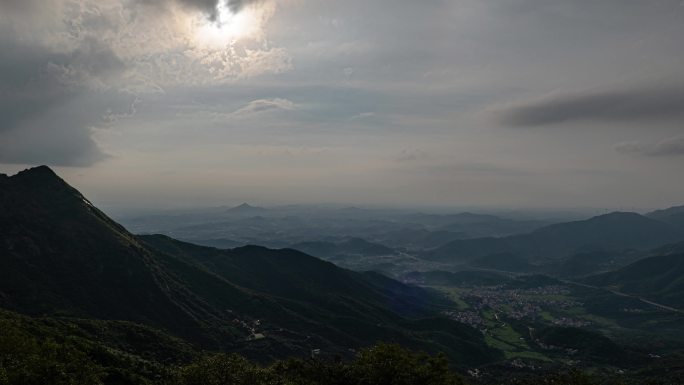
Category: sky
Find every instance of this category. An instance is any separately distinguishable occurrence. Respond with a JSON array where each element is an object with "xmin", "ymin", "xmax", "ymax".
[{"xmin": 1, "ymin": 0, "xmax": 683, "ymax": 211}]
